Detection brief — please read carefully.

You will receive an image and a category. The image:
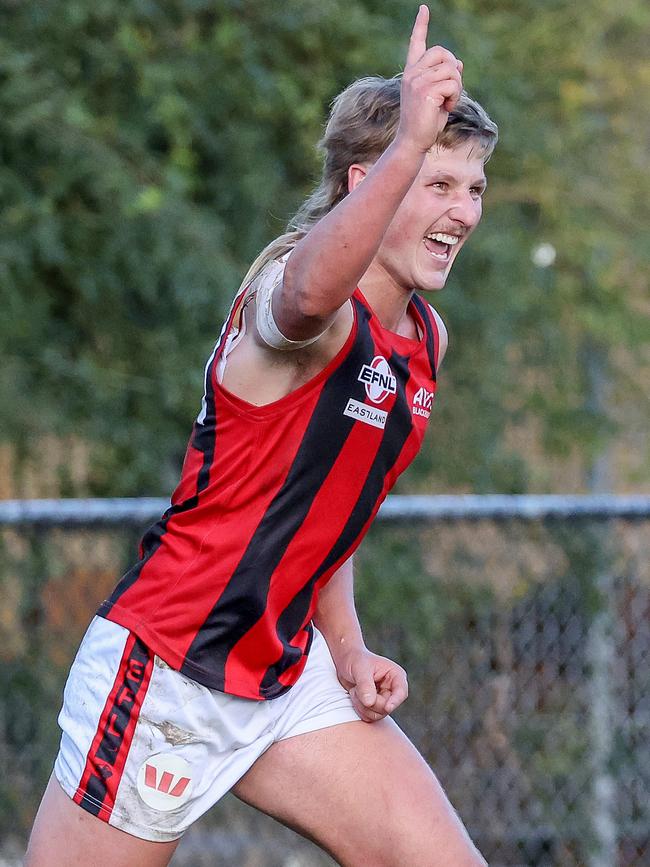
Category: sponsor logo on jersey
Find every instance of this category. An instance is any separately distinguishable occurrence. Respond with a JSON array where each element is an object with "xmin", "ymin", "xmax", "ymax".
[
  {"xmin": 412, "ymin": 387, "xmax": 434, "ymax": 418},
  {"xmin": 137, "ymin": 753, "xmax": 193, "ymax": 811},
  {"xmin": 343, "ymin": 398, "xmax": 388, "ymax": 429},
  {"xmin": 358, "ymin": 356, "xmax": 397, "ymax": 404}
]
